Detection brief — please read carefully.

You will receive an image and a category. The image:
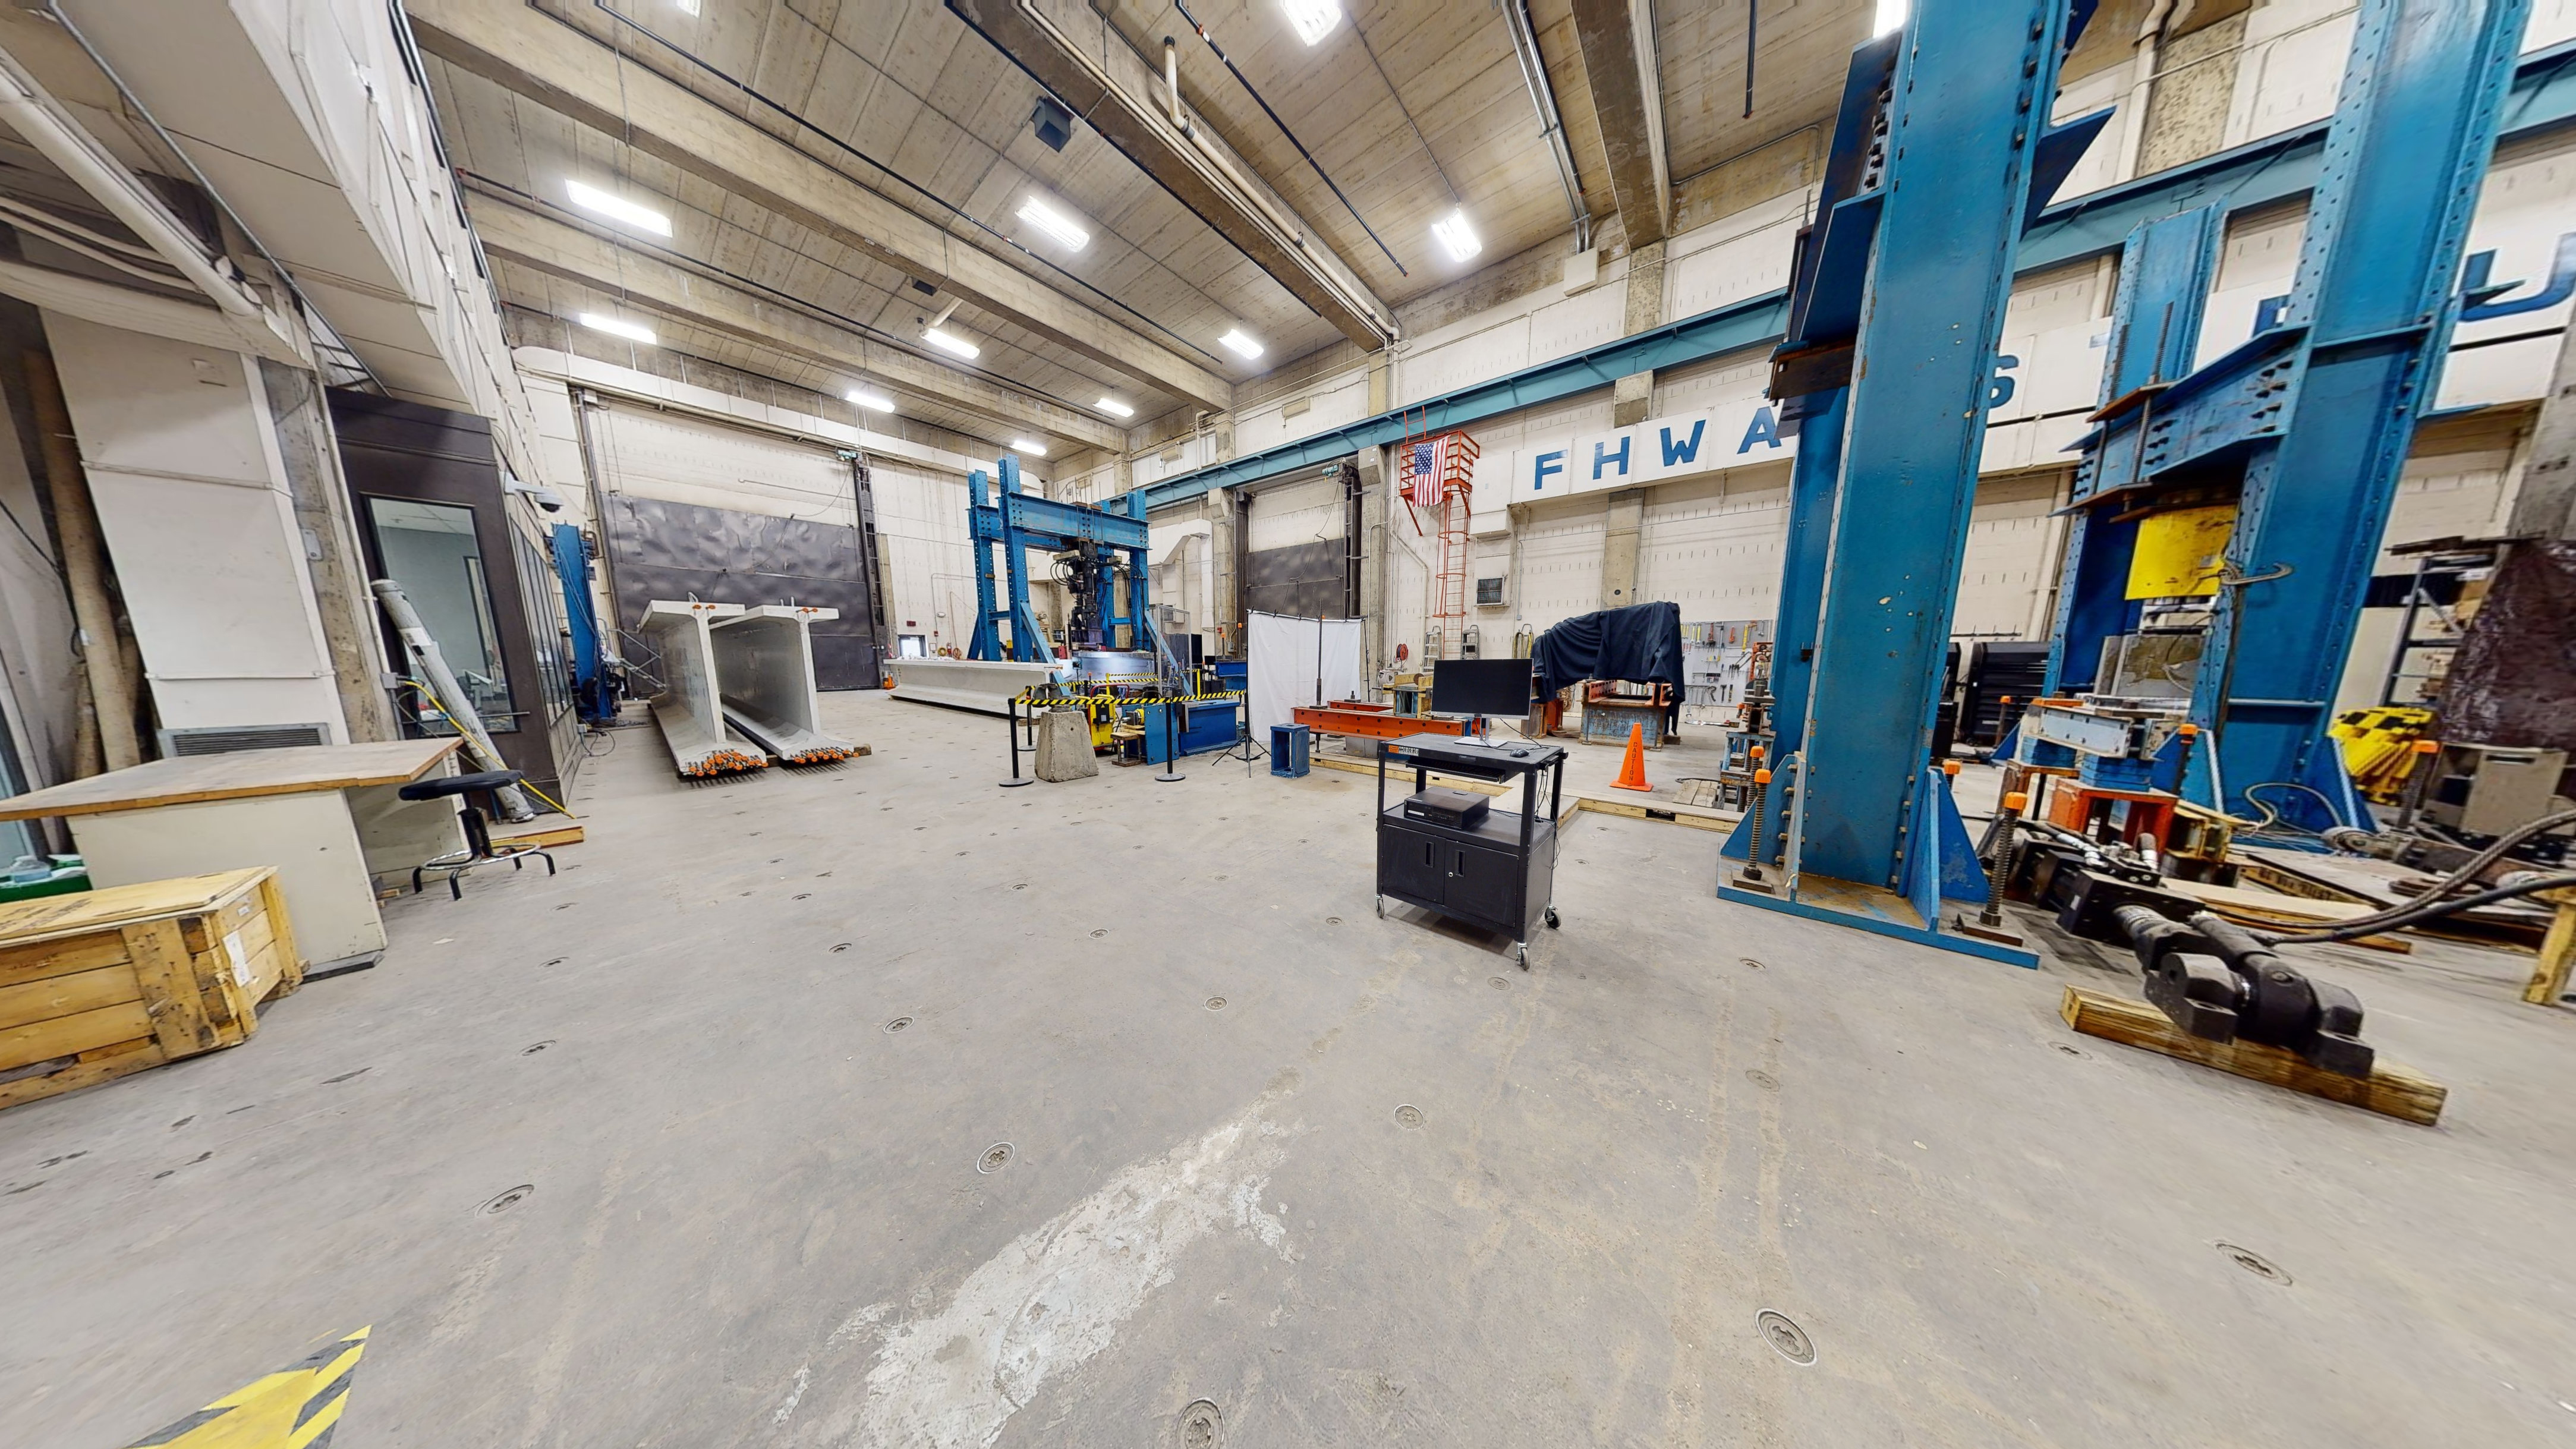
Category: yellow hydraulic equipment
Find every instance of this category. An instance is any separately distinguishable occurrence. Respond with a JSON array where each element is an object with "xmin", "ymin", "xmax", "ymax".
[{"xmin": 2331, "ymin": 705, "xmax": 2436, "ymax": 802}]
